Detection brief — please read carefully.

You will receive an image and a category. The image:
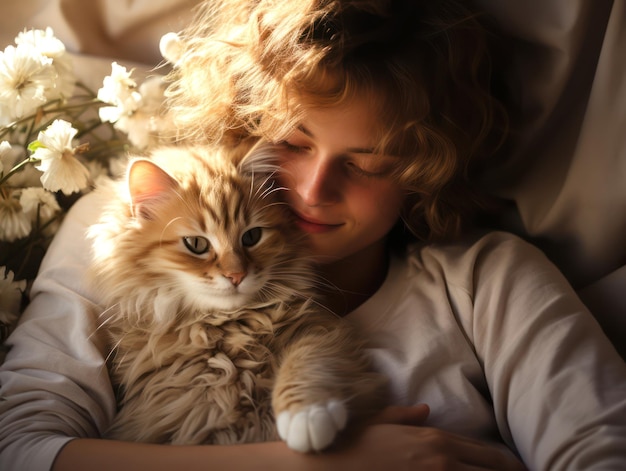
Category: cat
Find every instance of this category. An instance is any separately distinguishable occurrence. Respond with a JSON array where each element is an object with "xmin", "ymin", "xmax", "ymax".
[{"xmin": 87, "ymin": 143, "xmax": 387, "ymax": 453}]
